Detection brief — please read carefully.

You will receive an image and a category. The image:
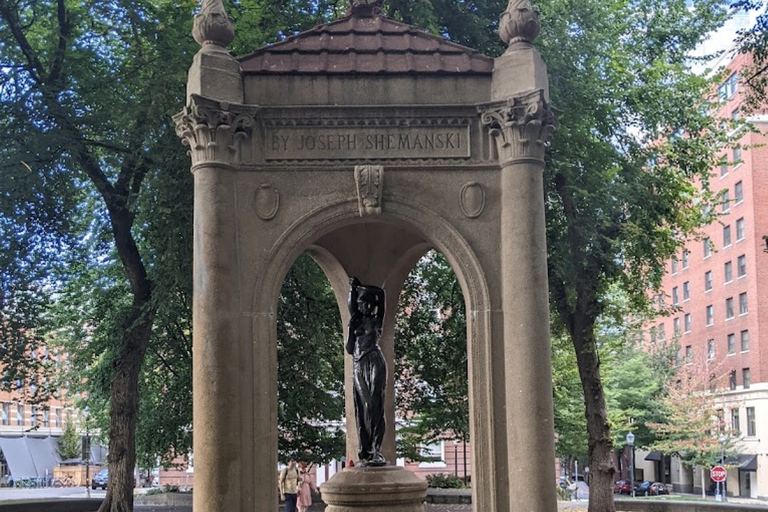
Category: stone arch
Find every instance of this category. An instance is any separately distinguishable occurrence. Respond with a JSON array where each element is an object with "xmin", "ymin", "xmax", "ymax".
[
  {"xmin": 178, "ymin": 1, "xmax": 558, "ymax": 511},
  {"xmin": 250, "ymin": 197, "xmax": 498, "ymax": 510}
]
